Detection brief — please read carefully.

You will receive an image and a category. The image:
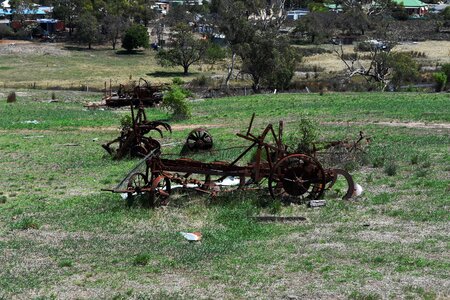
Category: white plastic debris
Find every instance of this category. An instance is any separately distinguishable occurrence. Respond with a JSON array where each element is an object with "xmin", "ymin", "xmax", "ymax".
[
  {"xmin": 353, "ymin": 183, "xmax": 363, "ymax": 197},
  {"xmin": 180, "ymin": 232, "xmax": 202, "ymax": 241},
  {"xmin": 216, "ymin": 176, "xmax": 240, "ymax": 187}
]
